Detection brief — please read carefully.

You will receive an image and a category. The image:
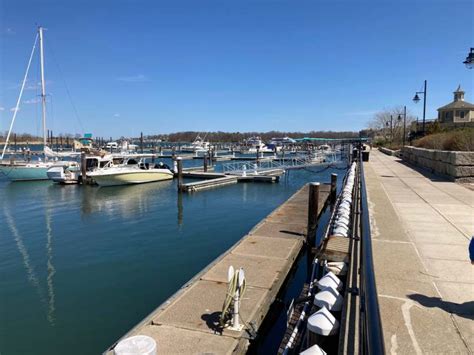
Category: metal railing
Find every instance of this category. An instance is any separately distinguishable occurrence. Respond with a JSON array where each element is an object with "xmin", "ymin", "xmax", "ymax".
[
  {"xmin": 222, "ymin": 151, "xmax": 340, "ymax": 175},
  {"xmin": 358, "ymin": 148, "xmax": 385, "ymax": 354}
]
